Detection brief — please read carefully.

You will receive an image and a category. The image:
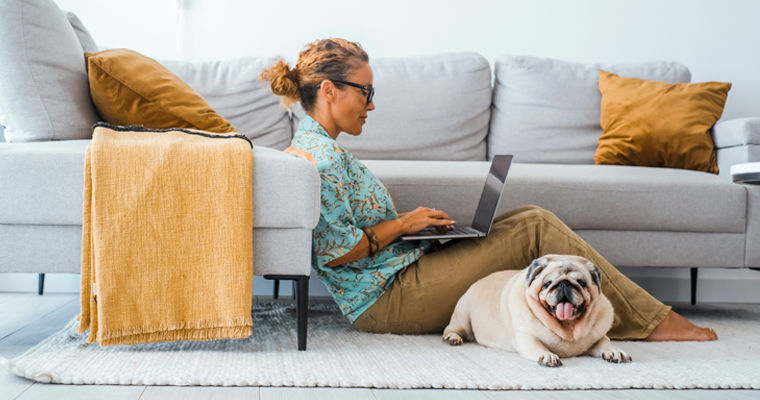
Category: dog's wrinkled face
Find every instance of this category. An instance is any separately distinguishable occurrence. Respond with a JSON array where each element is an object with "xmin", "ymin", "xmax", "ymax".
[{"xmin": 525, "ymin": 255, "xmax": 601, "ymax": 322}]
